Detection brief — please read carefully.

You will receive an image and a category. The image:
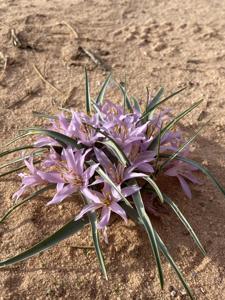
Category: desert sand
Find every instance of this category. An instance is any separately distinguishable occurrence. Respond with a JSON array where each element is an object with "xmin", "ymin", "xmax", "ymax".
[{"xmin": 0, "ymin": 0, "xmax": 225, "ymax": 299}]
